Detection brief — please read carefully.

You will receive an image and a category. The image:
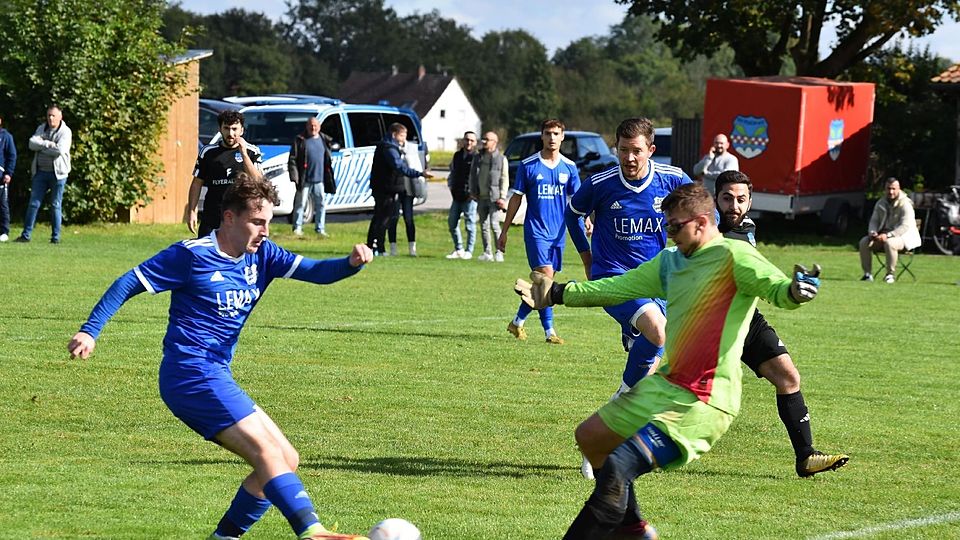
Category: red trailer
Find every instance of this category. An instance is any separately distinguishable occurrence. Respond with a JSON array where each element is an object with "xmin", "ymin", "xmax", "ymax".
[{"xmin": 702, "ymin": 77, "xmax": 875, "ymax": 233}]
